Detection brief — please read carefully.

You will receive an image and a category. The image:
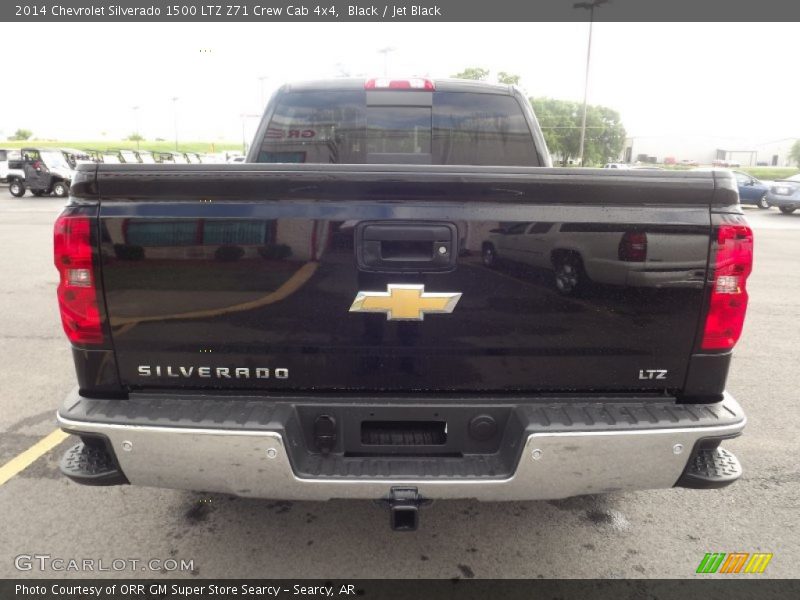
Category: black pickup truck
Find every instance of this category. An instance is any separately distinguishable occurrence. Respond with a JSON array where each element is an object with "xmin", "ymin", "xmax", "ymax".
[{"xmin": 56, "ymin": 78, "xmax": 752, "ymax": 530}]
